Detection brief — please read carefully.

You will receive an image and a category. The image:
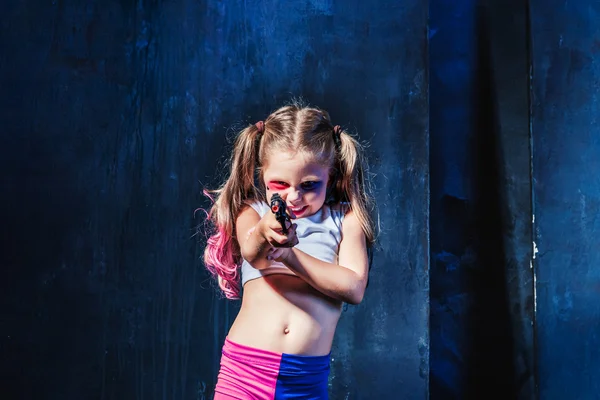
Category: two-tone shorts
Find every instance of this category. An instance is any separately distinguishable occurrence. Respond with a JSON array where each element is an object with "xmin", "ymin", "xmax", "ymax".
[{"xmin": 213, "ymin": 337, "xmax": 330, "ymax": 399}]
